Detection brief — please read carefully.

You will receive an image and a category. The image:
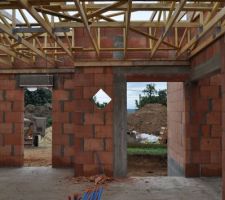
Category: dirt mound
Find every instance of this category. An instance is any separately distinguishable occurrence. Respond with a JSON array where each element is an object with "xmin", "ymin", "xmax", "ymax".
[{"xmin": 127, "ymin": 104, "xmax": 167, "ymax": 135}]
